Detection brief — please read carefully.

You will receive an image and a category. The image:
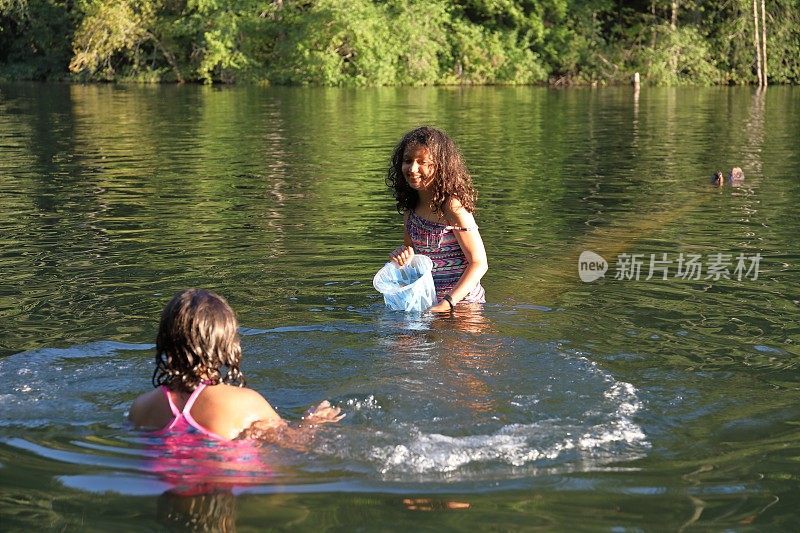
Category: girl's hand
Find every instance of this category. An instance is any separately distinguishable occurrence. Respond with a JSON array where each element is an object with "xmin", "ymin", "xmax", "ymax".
[
  {"xmin": 429, "ymin": 300, "xmax": 453, "ymax": 313},
  {"xmin": 389, "ymin": 244, "xmax": 414, "ymax": 266},
  {"xmin": 302, "ymin": 400, "xmax": 344, "ymax": 426}
]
